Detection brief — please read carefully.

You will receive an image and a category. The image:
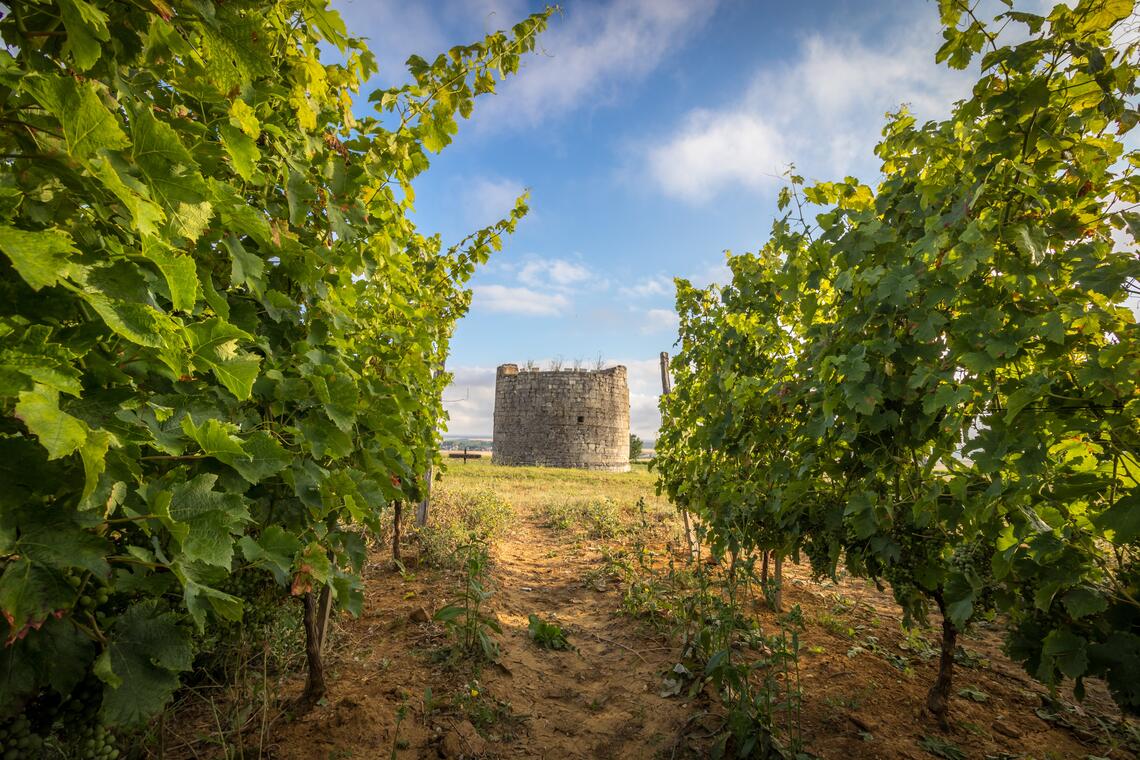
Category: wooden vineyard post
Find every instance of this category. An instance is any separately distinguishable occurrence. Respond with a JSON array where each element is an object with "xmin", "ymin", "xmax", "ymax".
[
  {"xmin": 773, "ymin": 554, "xmax": 784, "ymax": 612},
  {"xmin": 392, "ymin": 500, "xmax": 402, "ymax": 563},
  {"xmin": 660, "ymin": 351, "xmax": 700, "ymax": 560},
  {"xmin": 416, "ymin": 366, "xmax": 443, "ymax": 527},
  {"xmin": 415, "ymin": 466, "xmax": 432, "ymax": 526},
  {"xmin": 315, "ymin": 584, "xmax": 334, "ymax": 654}
]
